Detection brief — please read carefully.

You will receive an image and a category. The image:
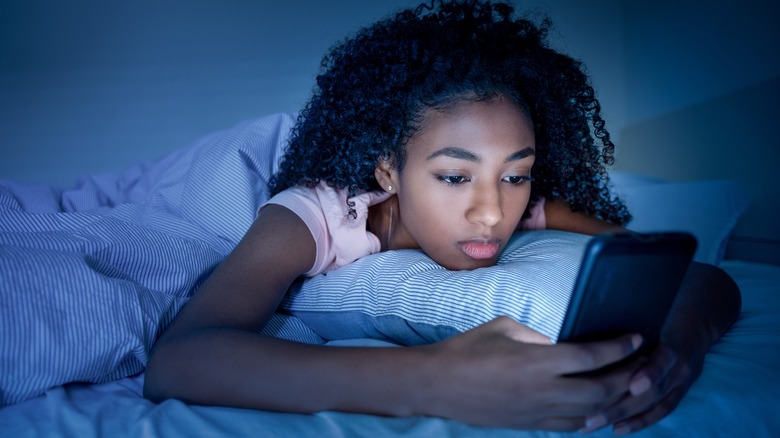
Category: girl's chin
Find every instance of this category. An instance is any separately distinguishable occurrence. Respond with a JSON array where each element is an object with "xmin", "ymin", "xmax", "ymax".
[{"xmin": 437, "ymin": 255, "xmax": 499, "ymax": 271}]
